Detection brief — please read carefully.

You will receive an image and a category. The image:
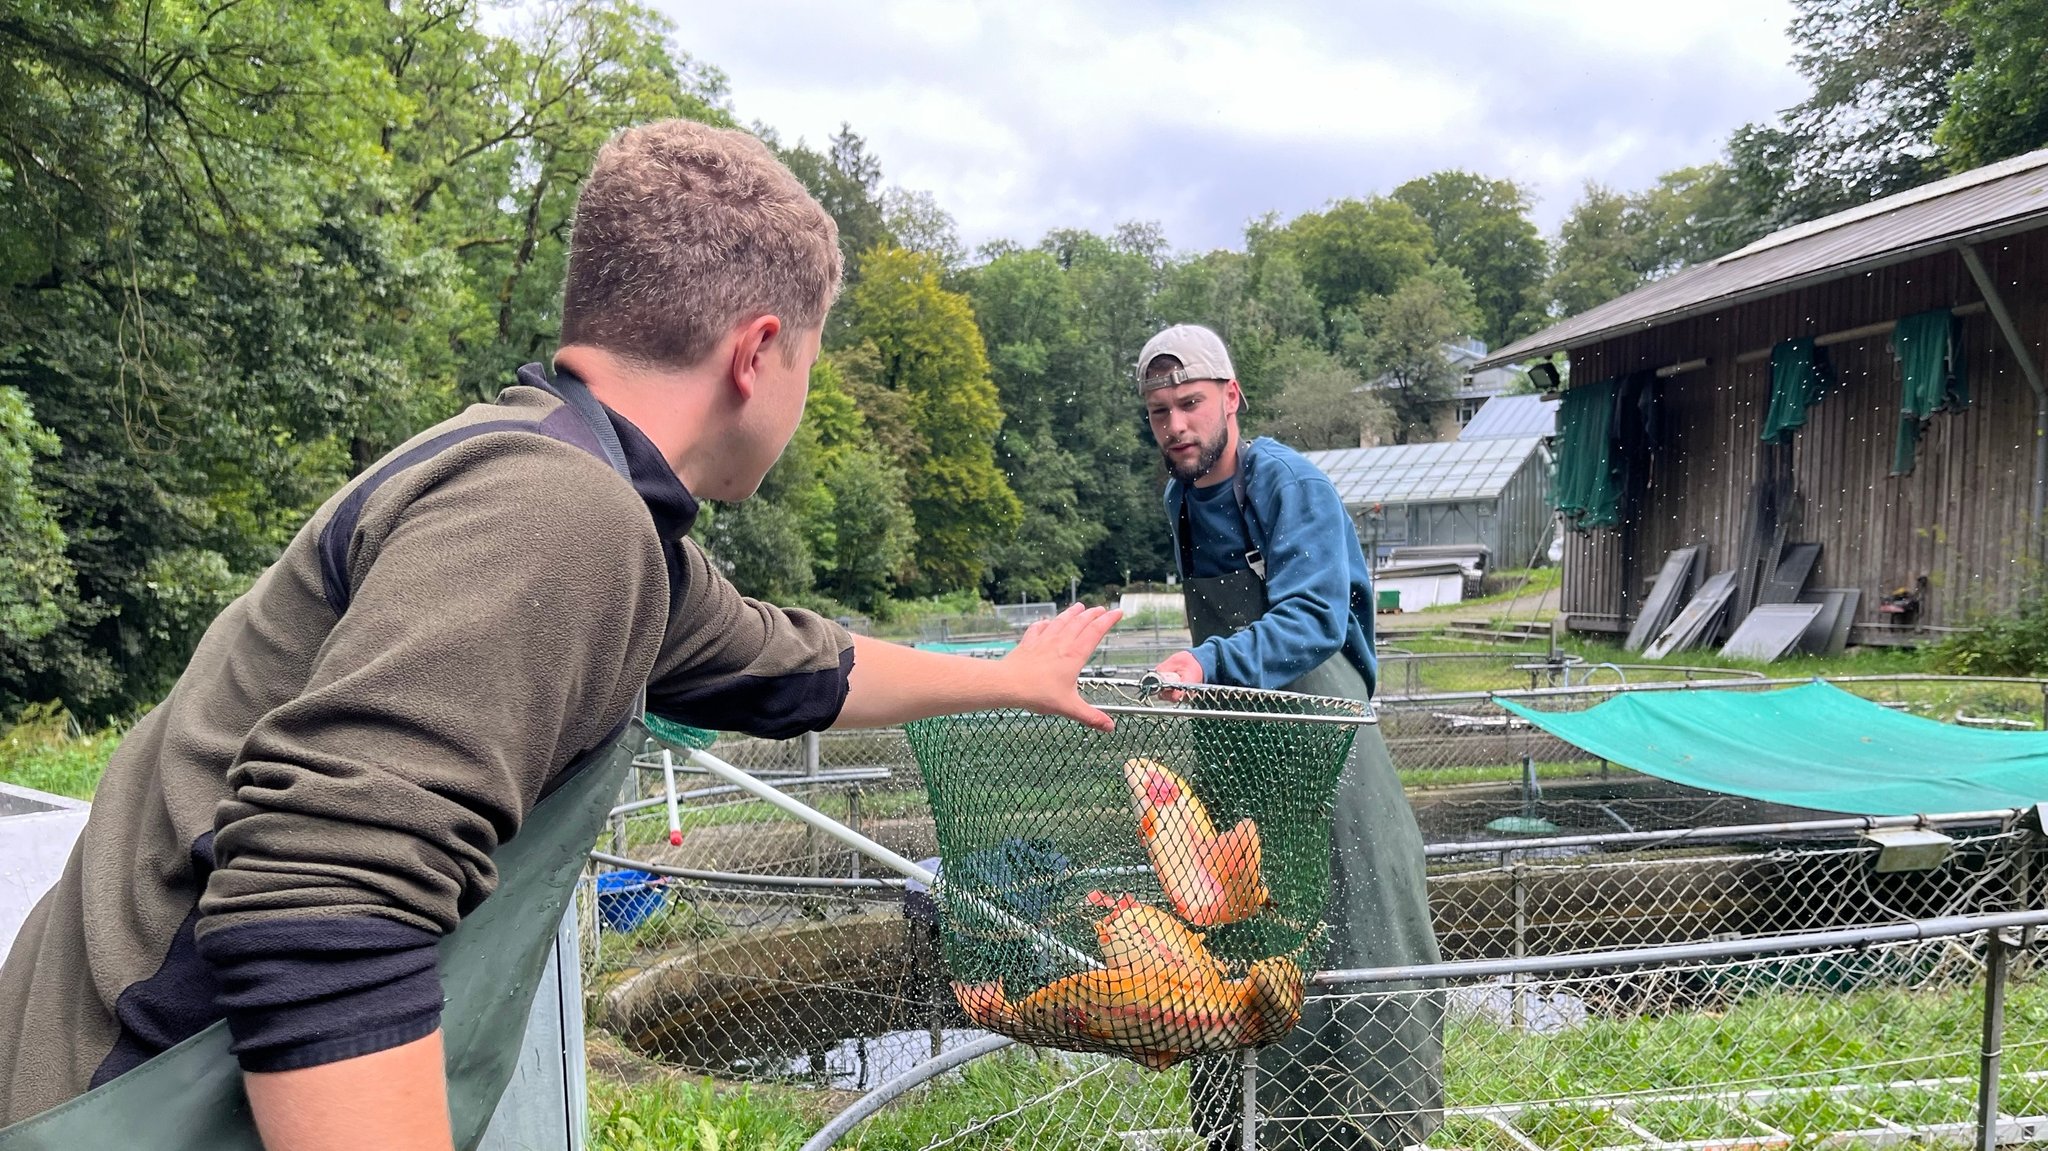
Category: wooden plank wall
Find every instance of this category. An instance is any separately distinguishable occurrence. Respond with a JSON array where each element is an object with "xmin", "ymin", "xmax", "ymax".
[{"xmin": 1561, "ymin": 228, "xmax": 2048, "ymax": 637}]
